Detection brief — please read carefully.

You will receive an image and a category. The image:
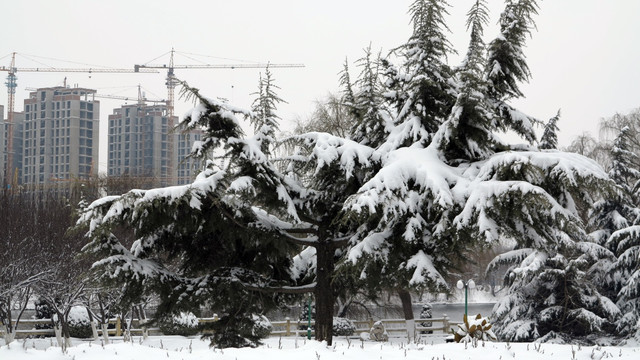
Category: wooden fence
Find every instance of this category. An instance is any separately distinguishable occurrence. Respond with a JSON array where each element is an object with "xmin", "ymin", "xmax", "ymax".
[{"xmin": 1, "ymin": 316, "xmax": 456, "ymax": 339}]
